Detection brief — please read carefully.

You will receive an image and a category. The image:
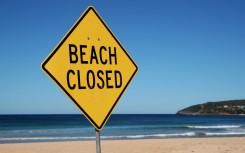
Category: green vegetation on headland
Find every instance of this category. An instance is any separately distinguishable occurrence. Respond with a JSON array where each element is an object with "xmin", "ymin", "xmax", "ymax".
[{"xmin": 177, "ymin": 100, "xmax": 245, "ymax": 115}]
